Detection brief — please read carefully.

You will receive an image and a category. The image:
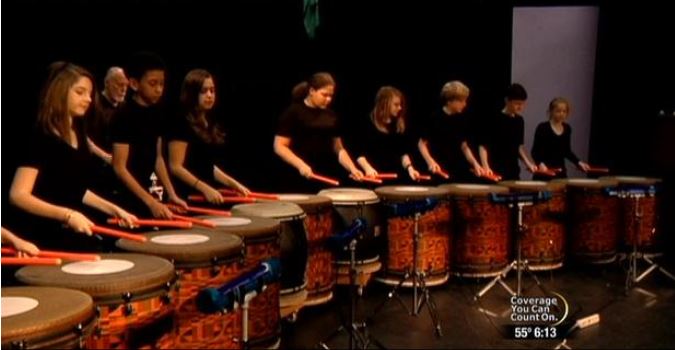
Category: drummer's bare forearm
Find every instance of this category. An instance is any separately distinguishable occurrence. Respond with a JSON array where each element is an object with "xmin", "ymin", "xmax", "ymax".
[
  {"xmin": 461, "ymin": 141, "xmax": 481, "ymax": 167},
  {"xmin": 478, "ymin": 145, "xmax": 491, "ymax": 168},
  {"xmin": 518, "ymin": 145, "xmax": 536, "ymax": 169},
  {"xmin": 418, "ymin": 139, "xmax": 437, "ymax": 166}
]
